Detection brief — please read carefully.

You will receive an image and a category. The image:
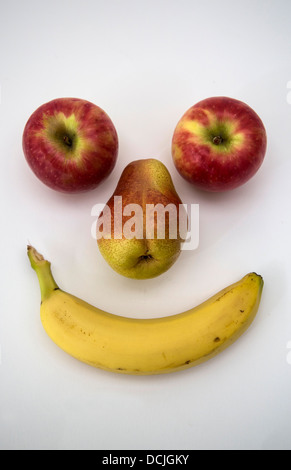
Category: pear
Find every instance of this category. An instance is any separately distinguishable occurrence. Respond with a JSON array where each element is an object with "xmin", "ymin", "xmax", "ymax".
[{"xmin": 97, "ymin": 158, "xmax": 186, "ymax": 279}]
